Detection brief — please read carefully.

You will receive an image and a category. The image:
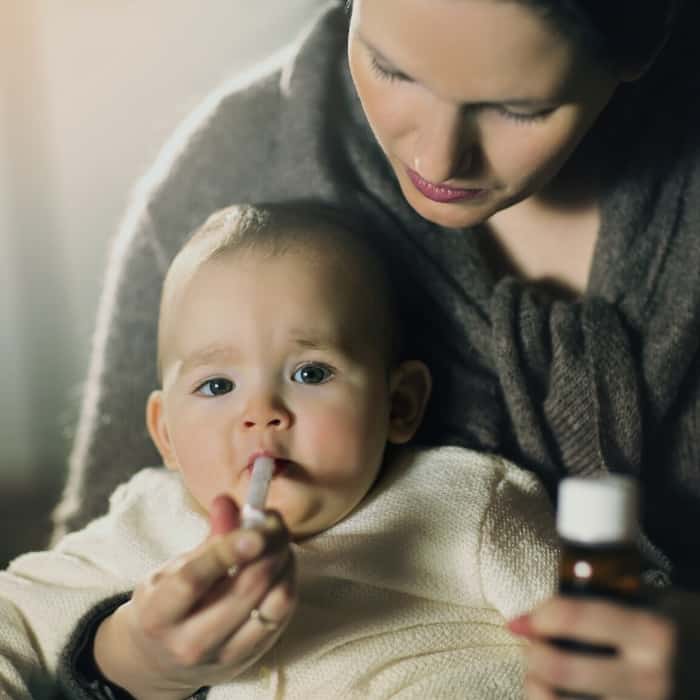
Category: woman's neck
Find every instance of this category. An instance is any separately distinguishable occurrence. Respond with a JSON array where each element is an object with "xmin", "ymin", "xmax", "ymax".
[{"xmin": 480, "ymin": 154, "xmax": 601, "ymax": 299}]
